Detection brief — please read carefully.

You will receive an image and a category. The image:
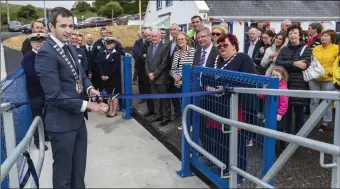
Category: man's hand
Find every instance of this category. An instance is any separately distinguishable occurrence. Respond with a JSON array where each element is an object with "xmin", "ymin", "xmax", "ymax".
[
  {"xmin": 101, "ymin": 76, "xmax": 106, "ymax": 81},
  {"xmin": 87, "ymin": 101, "xmax": 109, "ymax": 114},
  {"xmin": 174, "ymin": 75, "xmax": 181, "ymax": 82},
  {"xmin": 259, "ymin": 47, "xmax": 265, "ymax": 53},
  {"xmin": 89, "ymin": 88, "xmax": 100, "ymax": 96},
  {"xmin": 88, "ymin": 73, "xmax": 92, "ymax": 79},
  {"xmin": 269, "ymin": 52, "xmax": 278, "ymax": 59},
  {"xmin": 148, "ymin": 73, "xmax": 155, "ymax": 80},
  {"xmin": 106, "ymin": 76, "xmax": 109, "ymax": 80},
  {"xmin": 277, "ymin": 114, "xmax": 282, "ymax": 121}
]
